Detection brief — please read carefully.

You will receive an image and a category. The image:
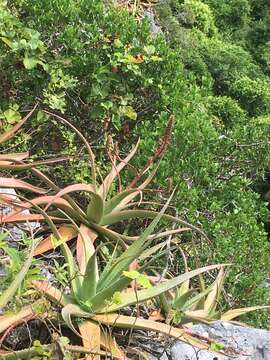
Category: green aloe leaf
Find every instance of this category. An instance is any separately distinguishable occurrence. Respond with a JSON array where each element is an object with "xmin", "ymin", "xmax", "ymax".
[
  {"xmin": 102, "ymin": 264, "xmax": 226, "ymax": 312},
  {"xmin": 62, "ymin": 303, "xmax": 91, "ymax": 336},
  {"xmin": 104, "ymin": 189, "xmax": 138, "ymax": 215},
  {"xmin": 176, "ymin": 287, "xmax": 213, "ymax": 311},
  {"xmin": 221, "ymin": 305, "xmax": 270, "ymax": 321},
  {"xmin": 100, "ymin": 210, "xmax": 208, "ymax": 240},
  {"xmin": 61, "ymin": 243, "xmax": 82, "ymax": 299},
  {"xmin": 89, "ymin": 277, "xmax": 131, "ymax": 311},
  {"xmin": 80, "ymin": 253, "xmax": 99, "ymax": 302},
  {"xmin": 86, "ymin": 194, "xmax": 104, "ymax": 224},
  {"xmin": 96, "ymin": 191, "xmax": 176, "ymax": 292}
]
